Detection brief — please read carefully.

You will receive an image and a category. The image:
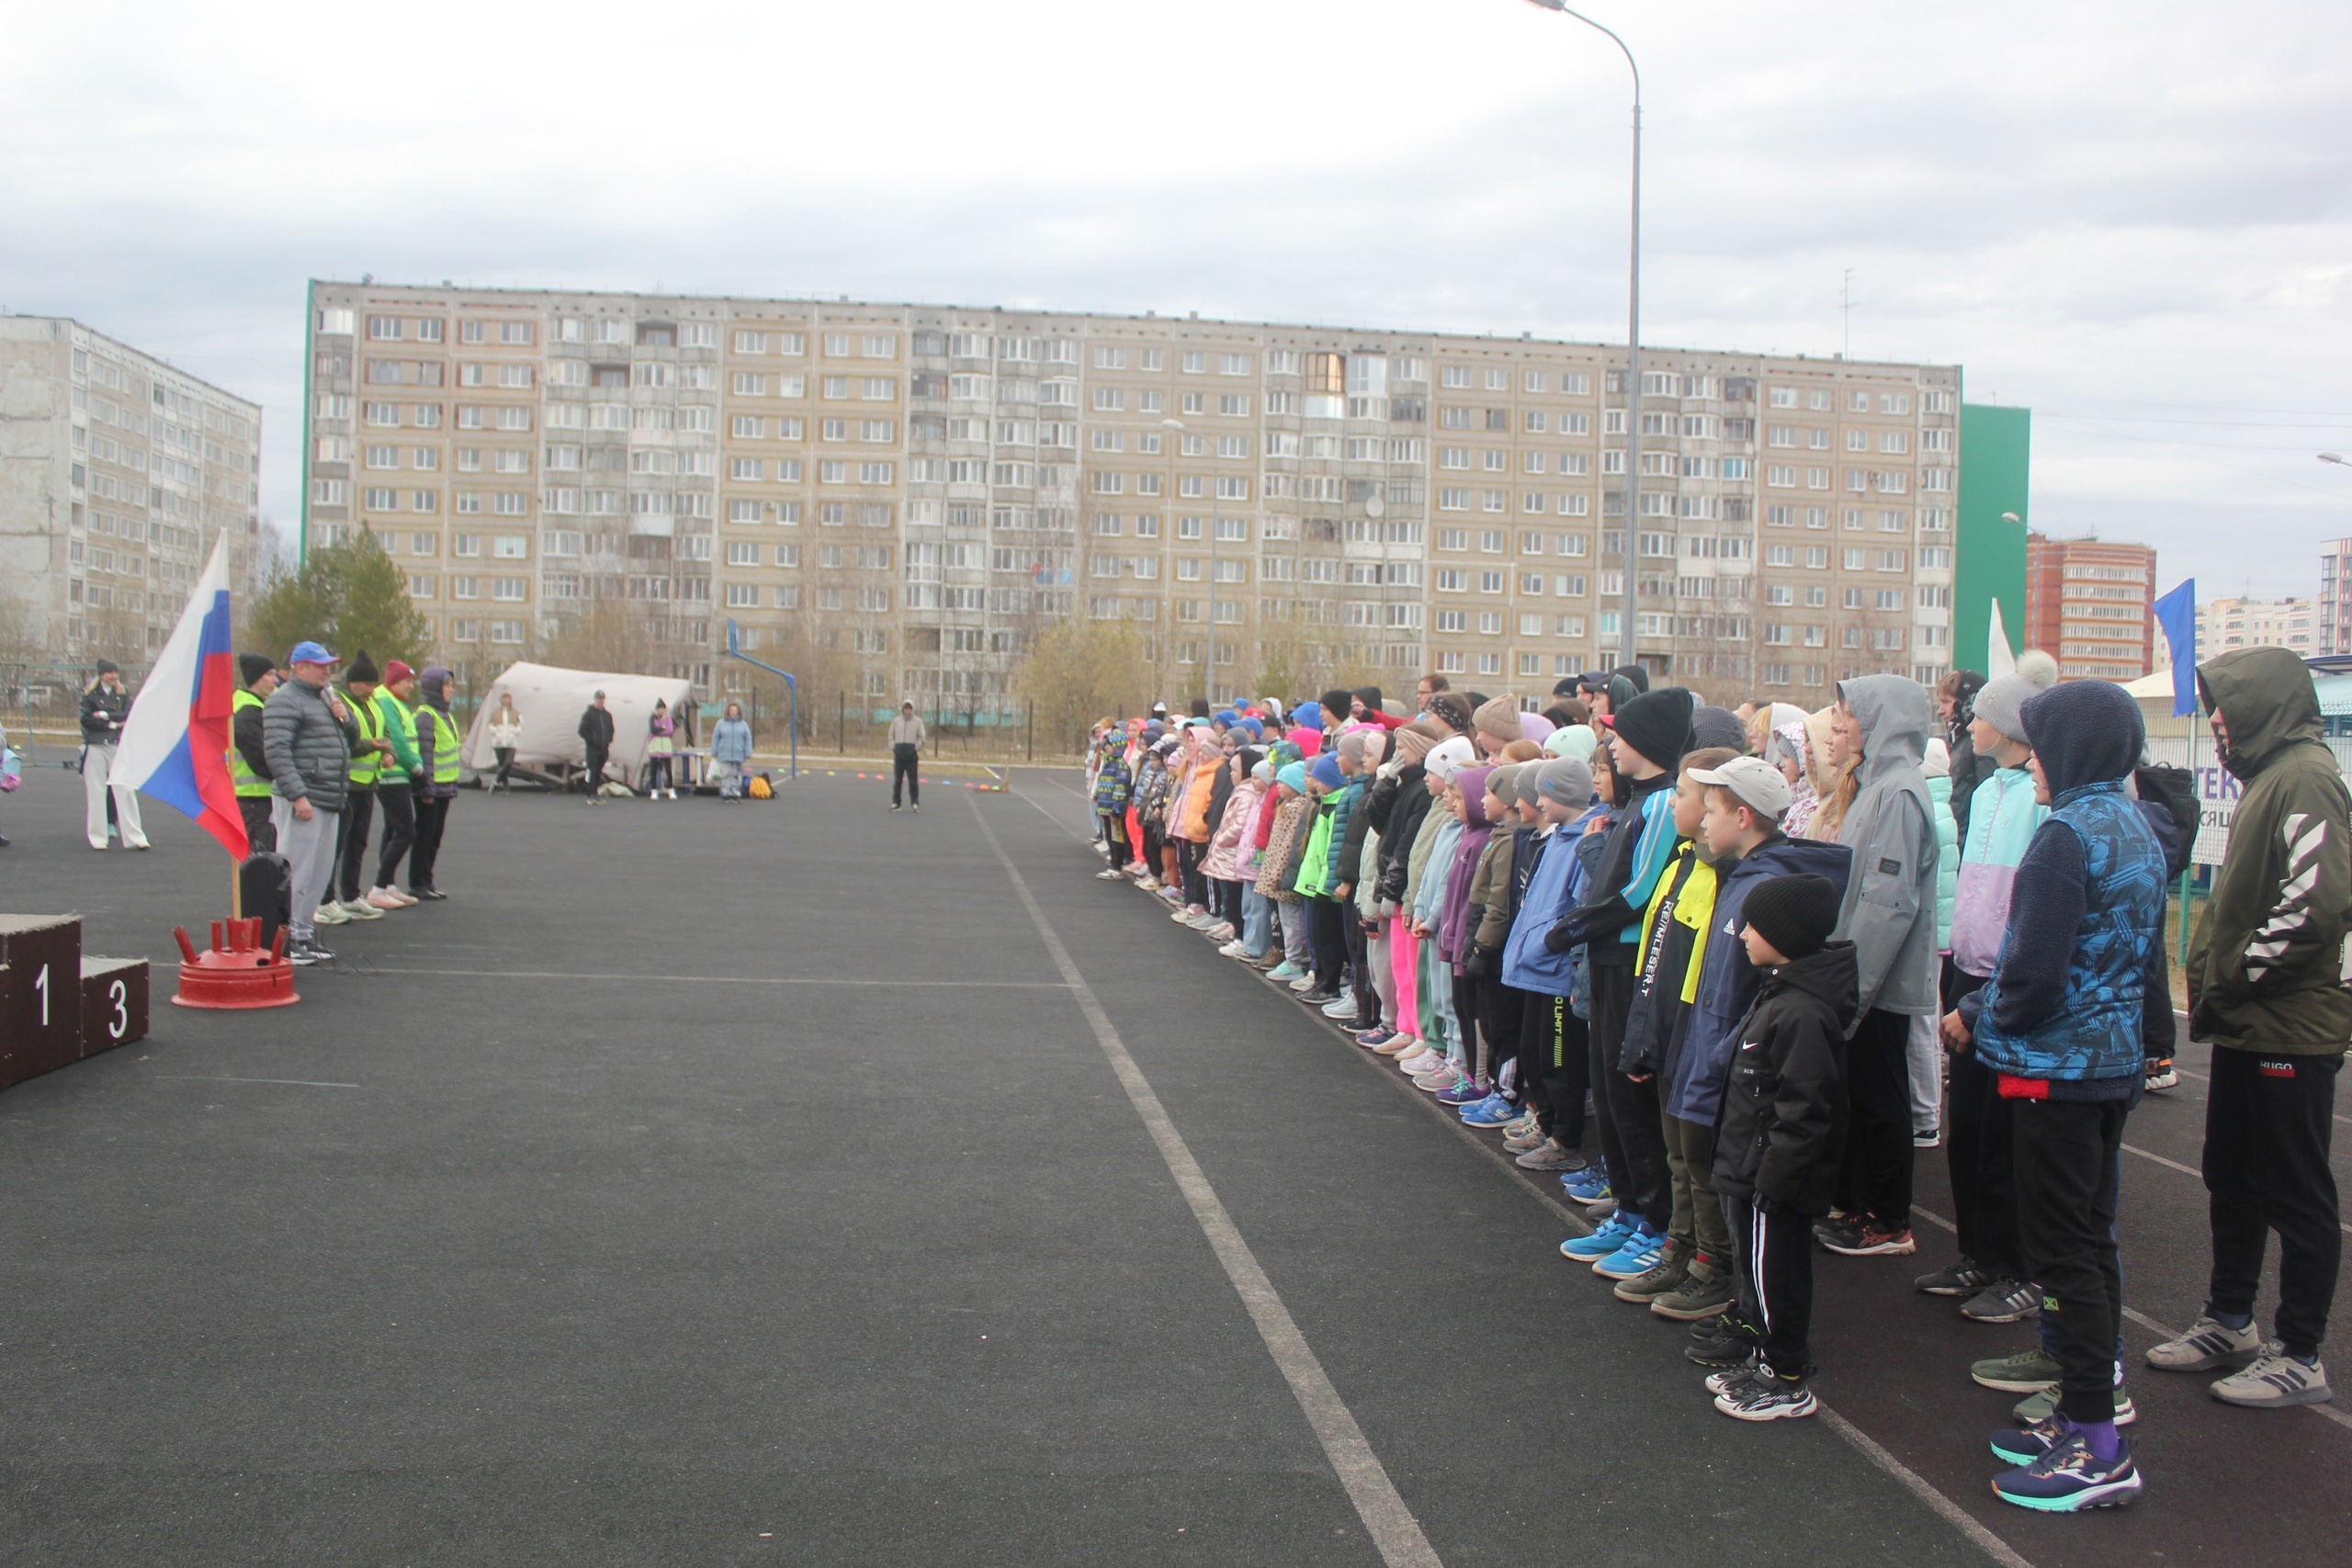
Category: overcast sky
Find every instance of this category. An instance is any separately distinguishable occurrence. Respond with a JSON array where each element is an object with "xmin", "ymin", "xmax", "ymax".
[{"xmin": 7, "ymin": 0, "xmax": 2348, "ymax": 601}]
